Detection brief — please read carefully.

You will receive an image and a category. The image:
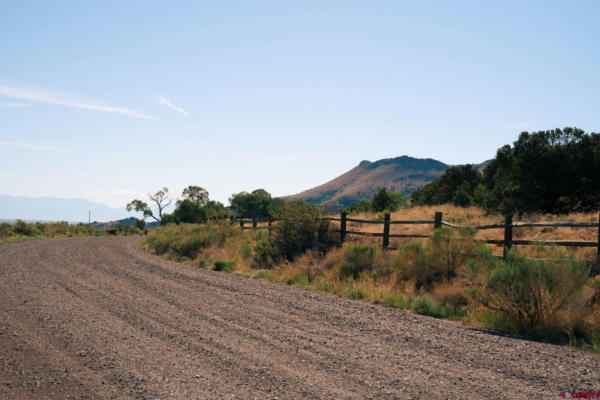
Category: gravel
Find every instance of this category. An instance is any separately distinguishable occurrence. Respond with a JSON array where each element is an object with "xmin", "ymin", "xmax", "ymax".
[{"xmin": 0, "ymin": 236, "xmax": 598, "ymax": 399}]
